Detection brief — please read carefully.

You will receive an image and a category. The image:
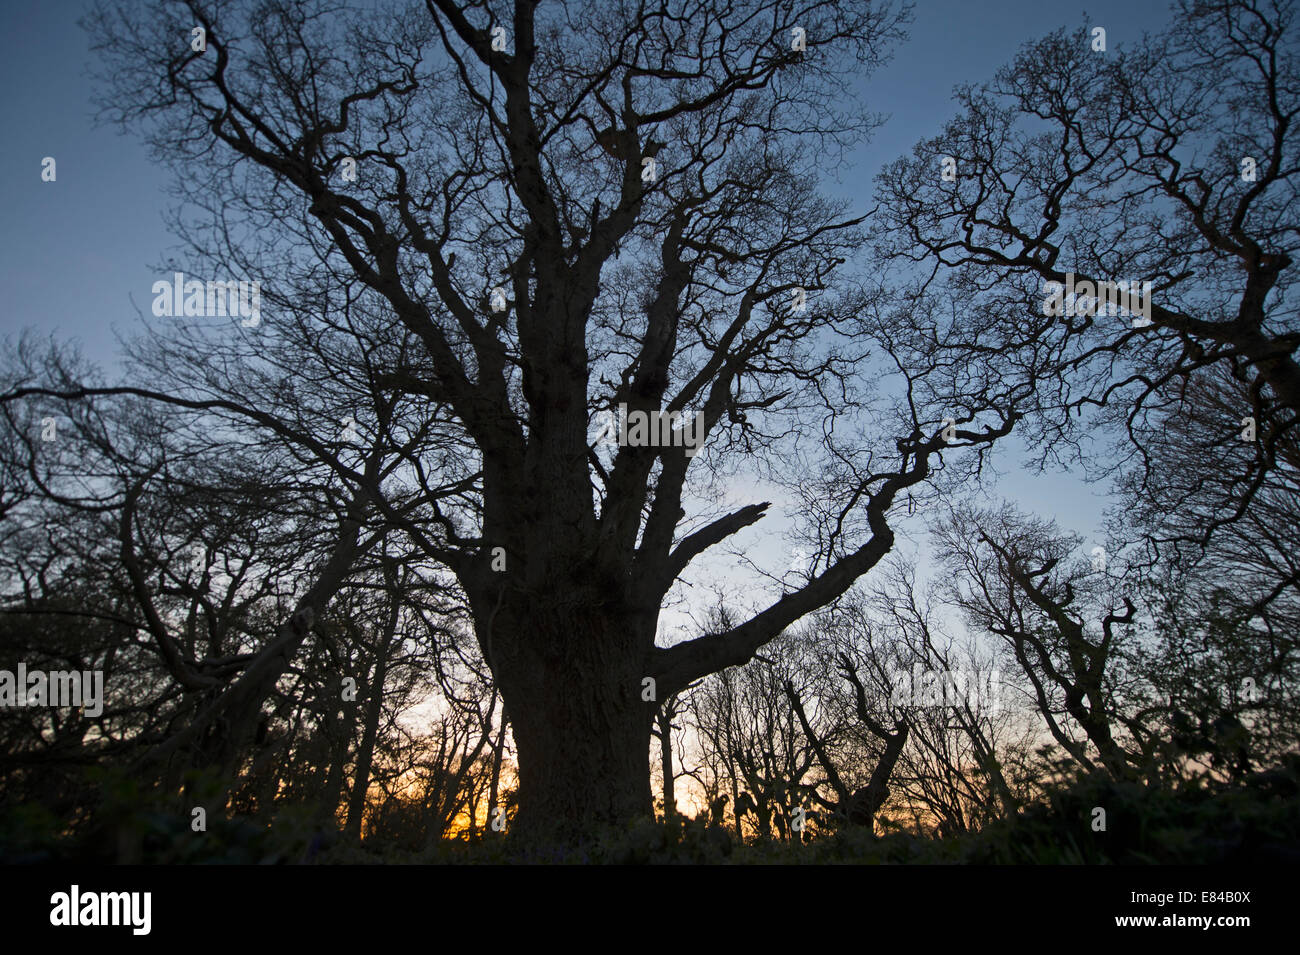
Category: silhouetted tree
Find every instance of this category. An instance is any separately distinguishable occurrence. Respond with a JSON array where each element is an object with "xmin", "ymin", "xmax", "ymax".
[{"xmin": 52, "ymin": 0, "xmax": 1045, "ymax": 841}]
